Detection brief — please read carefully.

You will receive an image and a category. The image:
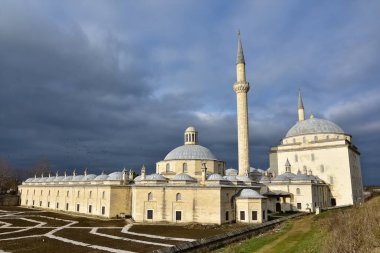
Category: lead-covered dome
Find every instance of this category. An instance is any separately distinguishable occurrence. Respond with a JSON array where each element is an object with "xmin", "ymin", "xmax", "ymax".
[
  {"xmin": 164, "ymin": 144, "xmax": 217, "ymax": 160},
  {"xmin": 285, "ymin": 118, "xmax": 344, "ymax": 138},
  {"xmin": 239, "ymin": 189, "xmax": 264, "ymax": 199}
]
